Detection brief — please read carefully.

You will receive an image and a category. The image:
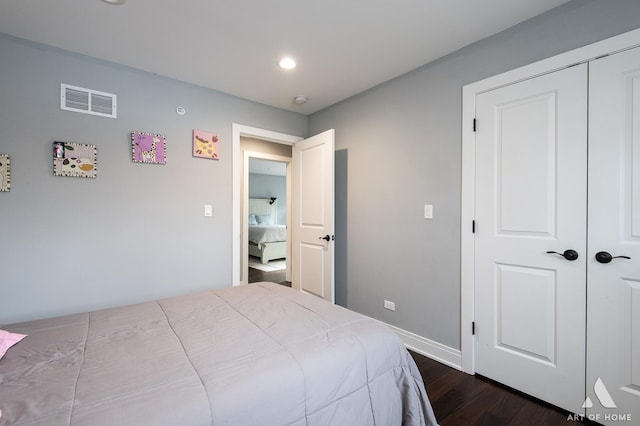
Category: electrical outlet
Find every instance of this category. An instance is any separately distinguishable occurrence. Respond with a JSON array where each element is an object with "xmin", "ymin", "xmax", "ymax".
[
  {"xmin": 384, "ymin": 300, "xmax": 396, "ymax": 311},
  {"xmin": 204, "ymin": 204, "xmax": 213, "ymax": 217}
]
